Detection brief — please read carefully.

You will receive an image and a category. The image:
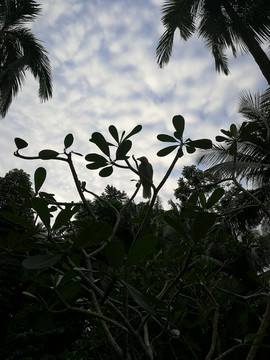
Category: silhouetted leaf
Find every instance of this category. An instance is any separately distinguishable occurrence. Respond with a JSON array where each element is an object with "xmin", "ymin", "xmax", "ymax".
[
  {"xmin": 0, "ymin": 211, "xmax": 36, "ymax": 230},
  {"xmin": 52, "ymin": 208, "xmax": 76, "ymax": 231},
  {"xmin": 126, "ymin": 234, "xmax": 158, "ymax": 266},
  {"xmin": 90, "ymin": 132, "xmax": 110, "ymax": 156},
  {"xmin": 39, "ymin": 149, "xmax": 59, "ymax": 159},
  {"xmin": 230, "ymin": 124, "xmax": 237, "ymax": 137},
  {"xmin": 34, "ymin": 167, "xmax": 46, "ymax": 194},
  {"xmin": 74, "ymin": 222, "xmax": 113, "ymax": 248},
  {"xmin": 221, "ymin": 129, "xmax": 231, "ymax": 137},
  {"xmin": 14, "ymin": 137, "xmax": 28, "ymax": 150},
  {"xmin": 64, "ymin": 133, "xmax": 74, "ymax": 149},
  {"xmin": 116, "ymin": 140, "xmax": 132, "ymax": 160},
  {"xmin": 22, "ymin": 254, "xmax": 60, "ymax": 269},
  {"xmin": 85, "ymin": 153, "xmax": 108, "ymax": 162},
  {"xmin": 99, "ymin": 166, "xmax": 113, "ymax": 177},
  {"xmin": 122, "ymin": 281, "xmax": 156, "ymax": 315},
  {"xmin": 186, "ymin": 146, "xmax": 196, "ymax": 154},
  {"xmin": 157, "ymin": 134, "xmax": 178, "ymax": 142},
  {"xmin": 157, "ymin": 145, "xmax": 178, "ymax": 157},
  {"xmin": 105, "ymin": 239, "xmax": 125, "ymax": 268},
  {"xmin": 124, "ymin": 125, "xmax": 142, "ymax": 140},
  {"xmin": 216, "ymin": 136, "xmax": 227, "ymax": 142},
  {"xmin": 31, "ymin": 197, "xmax": 51, "ymax": 230},
  {"xmin": 192, "ymin": 213, "xmax": 216, "ymax": 241},
  {"xmin": 186, "ymin": 139, "xmax": 212, "ymax": 149},
  {"xmin": 172, "ymin": 115, "xmax": 185, "ymax": 139},
  {"xmin": 206, "ymin": 188, "xmax": 225, "ymax": 209},
  {"xmin": 109, "ymin": 125, "xmax": 119, "ymax": 143}
]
